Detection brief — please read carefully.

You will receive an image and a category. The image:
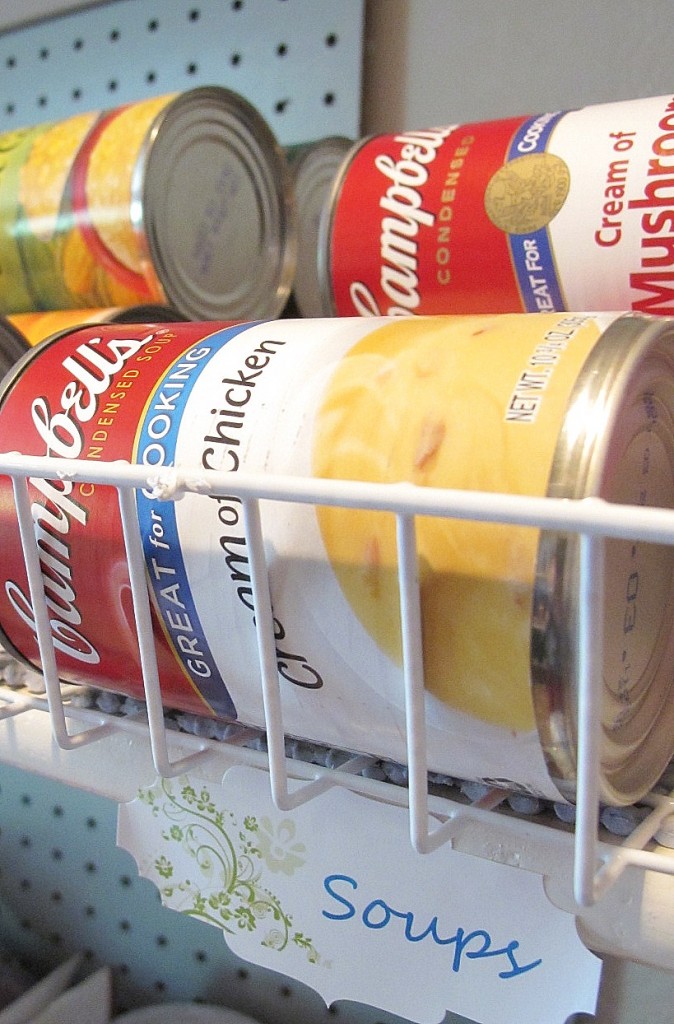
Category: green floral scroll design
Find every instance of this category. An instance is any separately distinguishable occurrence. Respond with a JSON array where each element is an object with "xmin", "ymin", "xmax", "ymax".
[{"xmin": 137, "ymin": 777, "xmax": 322, "ymax": 965}]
